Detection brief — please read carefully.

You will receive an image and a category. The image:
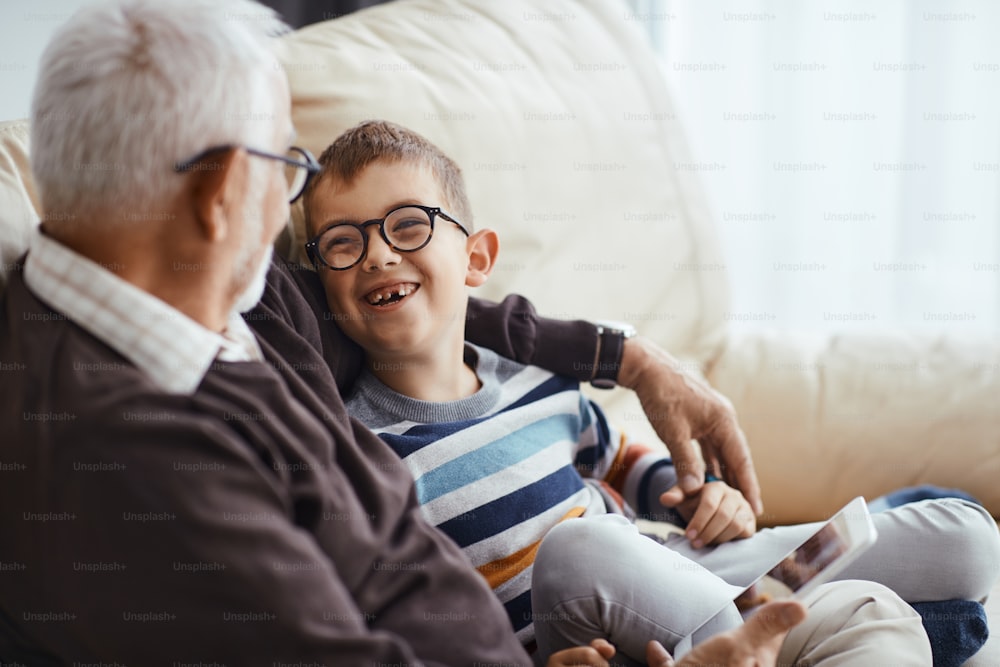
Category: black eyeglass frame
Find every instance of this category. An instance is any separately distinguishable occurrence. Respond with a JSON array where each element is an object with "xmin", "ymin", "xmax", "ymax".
[
  {"xmin": 174, "ymin": 144, "xmax": 320, "ymax": 203},
  {"xmin": 305, "ymin": 204, "xmax": 470, "ymax": 271}
]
